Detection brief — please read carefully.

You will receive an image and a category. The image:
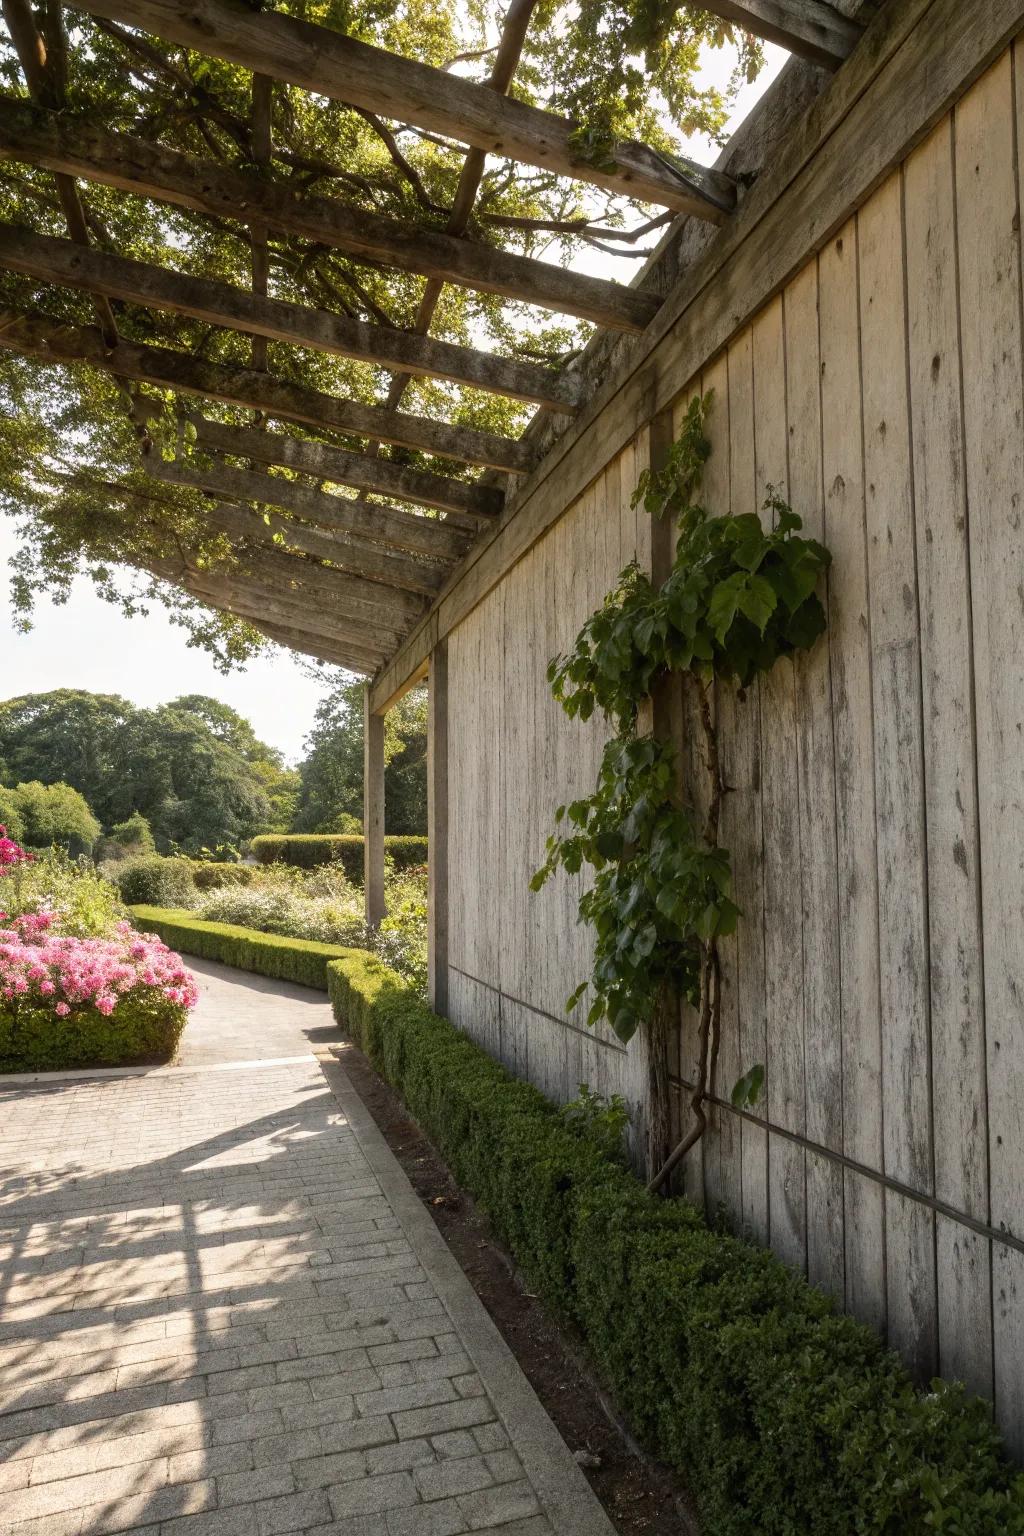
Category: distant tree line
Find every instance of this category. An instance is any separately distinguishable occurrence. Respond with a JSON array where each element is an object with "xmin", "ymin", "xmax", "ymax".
[{"xmin": 0, "ymin": 682, "xmax": 426, "ymax": 856}]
